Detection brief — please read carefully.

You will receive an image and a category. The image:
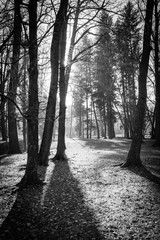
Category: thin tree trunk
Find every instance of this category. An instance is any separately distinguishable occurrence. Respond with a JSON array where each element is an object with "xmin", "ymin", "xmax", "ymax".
[
  {"xmin": 0, "ymin": 57, "xmax": 7, "ymax": 141},
  {"xmin": 69, "ymin": 103, "xmax": 73, "ymax": 138},
  {"xmin": 153, "ymin": 0, "xmax": 160, "ymax": 147},
  {"xmin": 8, "ymin": 0, "xmax": 22, "ymax": 154},
  {"xmin": 122, "ymin": 0, "xmax": 154, "ymax": 167},
  {"xmin": 103, "ymin": 100, "xmax": 107, "ymax": 139},
  {"xmin": 107, "ymin": 95, "xmax": 115, "ymax": 139},
  {"xmin": 38, "ymin": 0, "xmax": 68, "ymax": 165},
  {"xmin": 79, "ymin": 103, "xmax": 82, "ymax": 137},
  {"xmin": 86, "ymin": 91, "xmax": 89, "ymax": 139},
  {"xmin": 90, "ymin": 101, "xmax": 93, "ymax": 139},
  {"xmin": 22, "ymin": 49, "xmax": 27, "ymax": 151},
  {"xmin": 92, "ymin": 97, "xmax": 100, "ymax": 139},
  {"xmin": 121, "ymin": 71, "xmax": 129, "ymax": 138}
]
